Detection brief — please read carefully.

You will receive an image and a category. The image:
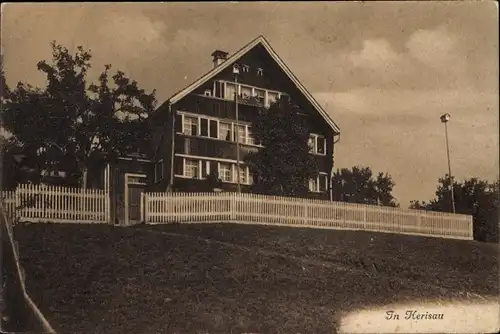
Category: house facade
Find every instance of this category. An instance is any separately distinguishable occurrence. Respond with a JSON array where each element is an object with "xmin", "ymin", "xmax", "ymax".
[
  {"xmin": 150, "ymin": 35, "xmax": 340, "ymax": 198},
  {"xmin": 102, "ymin": 35, "xmax": 341, "ymax": 225}
]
